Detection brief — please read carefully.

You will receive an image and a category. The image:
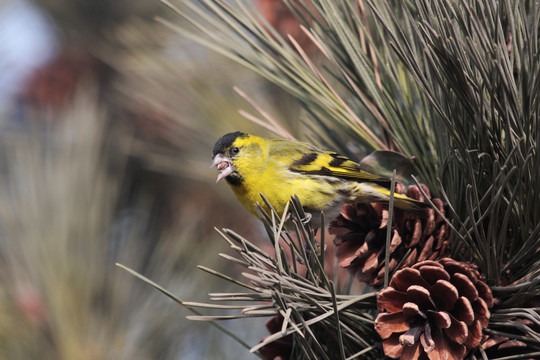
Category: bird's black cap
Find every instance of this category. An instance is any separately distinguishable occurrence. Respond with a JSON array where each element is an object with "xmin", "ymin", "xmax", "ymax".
[{"xmin": 212, "ymin": 131, "xmax": 246, "ymax": 156}]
